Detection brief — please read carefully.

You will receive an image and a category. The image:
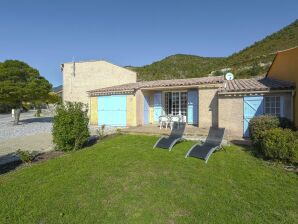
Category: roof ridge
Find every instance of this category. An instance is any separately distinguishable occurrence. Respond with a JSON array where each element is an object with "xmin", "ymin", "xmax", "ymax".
[{"xmin": 88, "ymin": 76, "xmax": 224, "ymax": 95}]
